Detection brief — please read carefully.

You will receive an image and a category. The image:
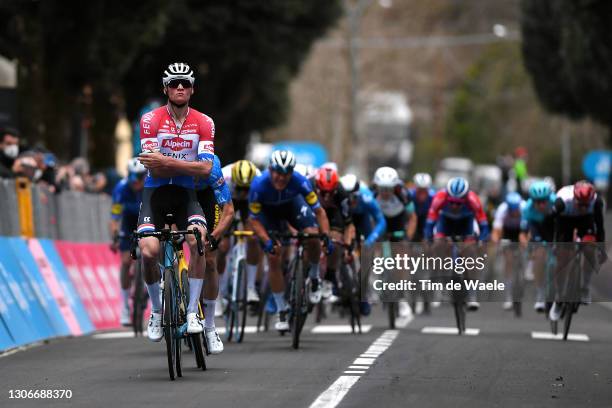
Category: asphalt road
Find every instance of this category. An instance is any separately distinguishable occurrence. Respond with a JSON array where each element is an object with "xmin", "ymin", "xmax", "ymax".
[{"xmin": 2, "ymin": 295, "xmax": 611, "ymax": 408}]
